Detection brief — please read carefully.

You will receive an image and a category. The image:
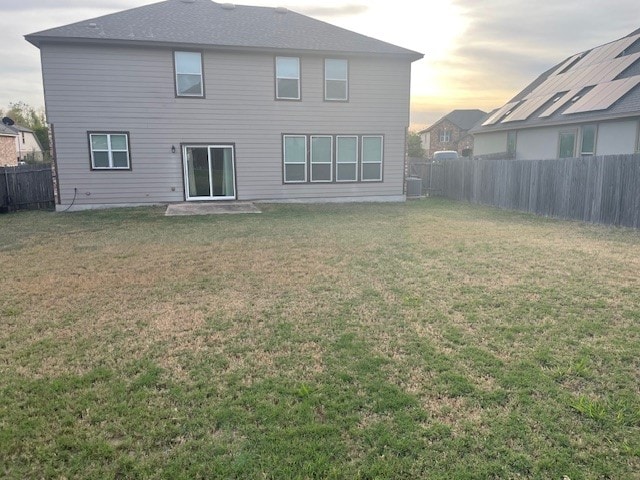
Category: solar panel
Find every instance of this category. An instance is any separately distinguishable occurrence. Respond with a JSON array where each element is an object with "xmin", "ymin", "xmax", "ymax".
[
  {"xmin": 549, "ymin": 53, "xmax": 582, "ymax": 76},
  {"xmin": 538, "ymin": 88, "xmax": 583, "ymax": 117},
  {"xmin": 563, "ymin": 76, "xmax": 640, "ymax": 114},
  {"xmin": 489, "ymin": 34, "xmax": 640, "ymax": 125},
  {"xmin": 572, "ymin": 34, "xmax": 640, "ymax": 69},
  {"xmin": 481, "ymin": 101, "xmax": 520, "ymax": 126},
  {"xmin": 587, "ymin": 52, "xmax": 640, "ymax": 84},
  {"xmin": 526, "ymin": 52, "xmax": 640, "ymax": 99},
  {"xmin": 502, "ymin": 93, "xmax": 557, "ymax": 122}
]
